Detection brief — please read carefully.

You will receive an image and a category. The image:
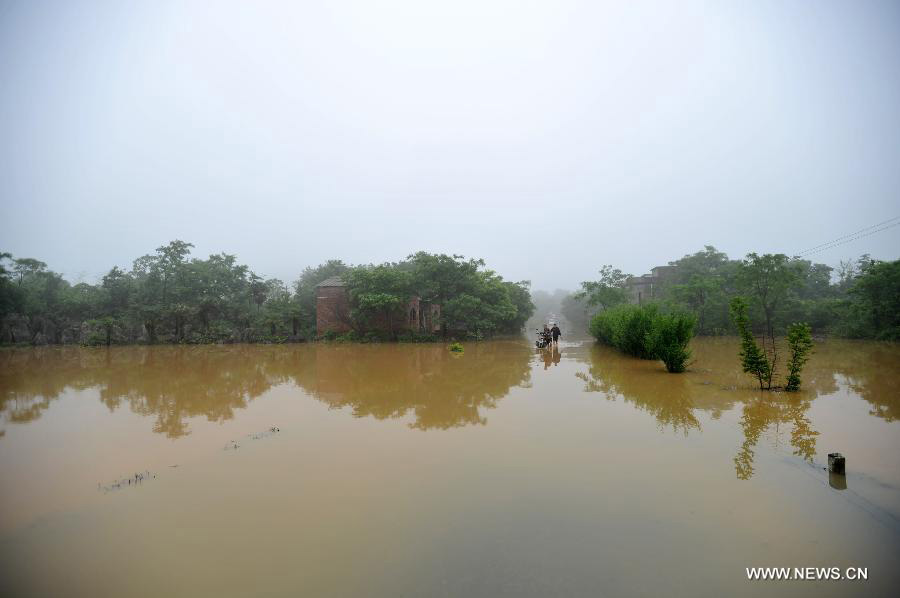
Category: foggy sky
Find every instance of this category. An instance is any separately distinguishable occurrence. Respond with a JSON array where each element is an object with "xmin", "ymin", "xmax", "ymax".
[{"xmin": 2, "ymin": 0, "xmax": 899, "ymax": 291}]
